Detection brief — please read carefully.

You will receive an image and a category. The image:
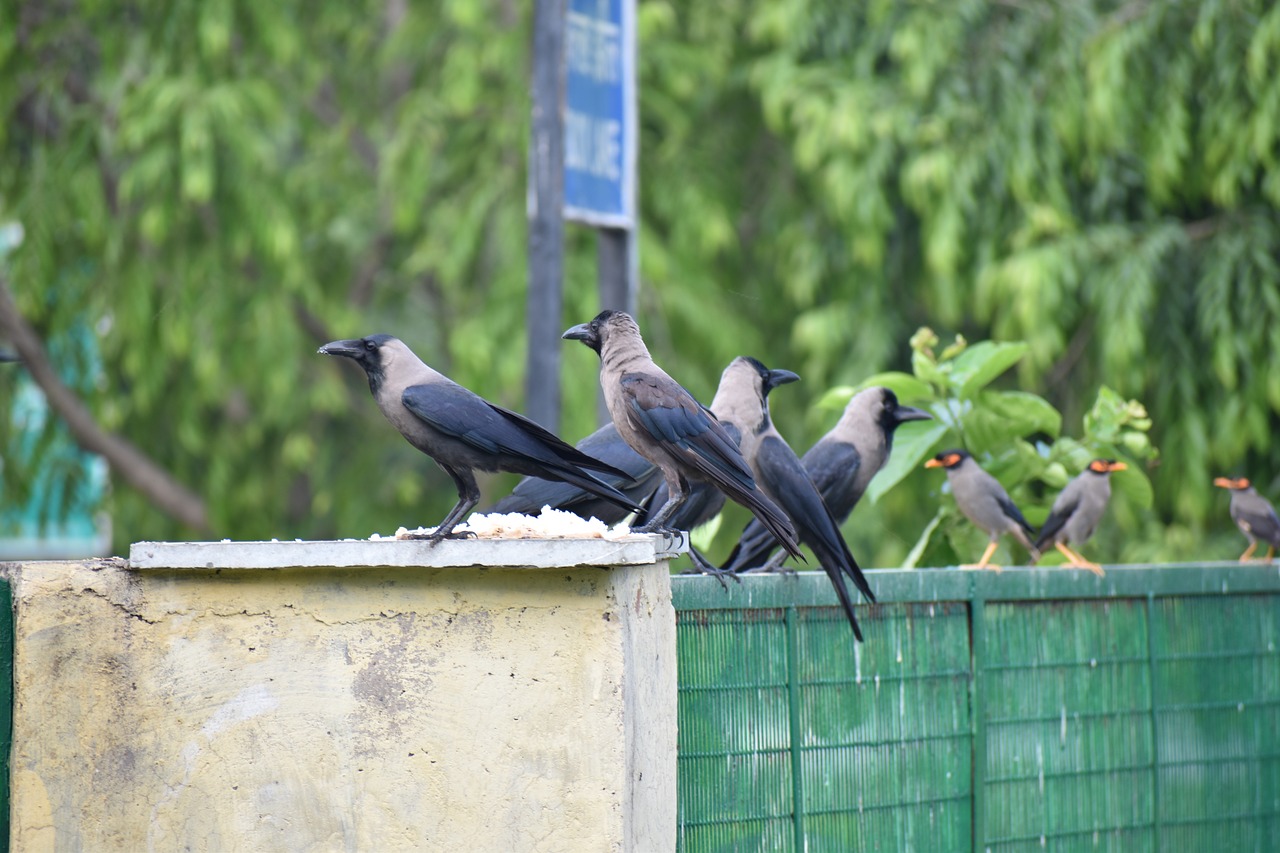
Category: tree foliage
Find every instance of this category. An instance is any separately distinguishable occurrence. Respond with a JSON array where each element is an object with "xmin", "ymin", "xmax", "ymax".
[
  {"xmin": 2, "ymin": 0, "xmax": 1278, "ymax": 563},
  {"xmin": 816, "ymin": 327, "xmax": 1157, "ymax": 568}
]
